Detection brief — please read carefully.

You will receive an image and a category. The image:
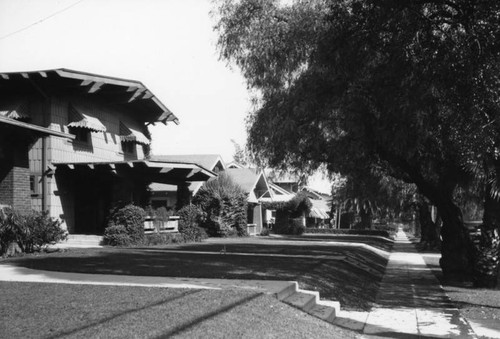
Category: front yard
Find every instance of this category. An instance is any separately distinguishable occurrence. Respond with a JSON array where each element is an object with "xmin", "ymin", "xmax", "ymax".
[
  {"xmin": 0, "ymin": 281, "xmax": 357, "ymax": 339},
  {"xmin": 2, "ymin": 235, "xmax": 391, "ymax": 311}
]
